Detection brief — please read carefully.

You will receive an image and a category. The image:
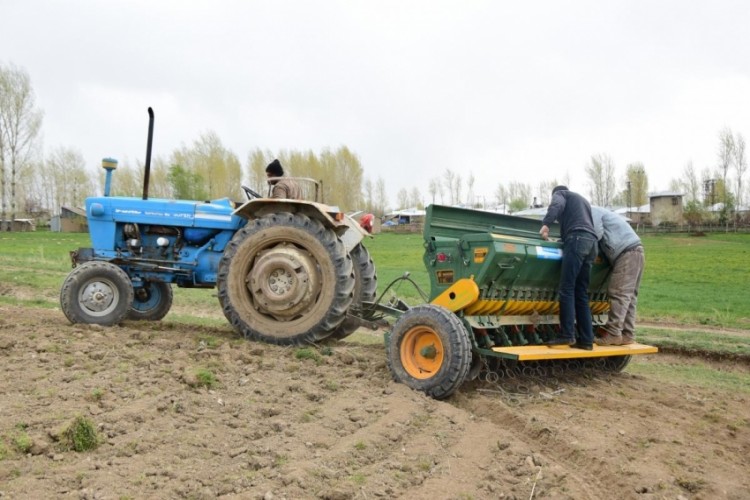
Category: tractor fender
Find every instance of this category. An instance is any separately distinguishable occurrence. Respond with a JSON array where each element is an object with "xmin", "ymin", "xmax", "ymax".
[{"xmin": 233, "ymin": 199, "xmax": 366, "ymax": 253}]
